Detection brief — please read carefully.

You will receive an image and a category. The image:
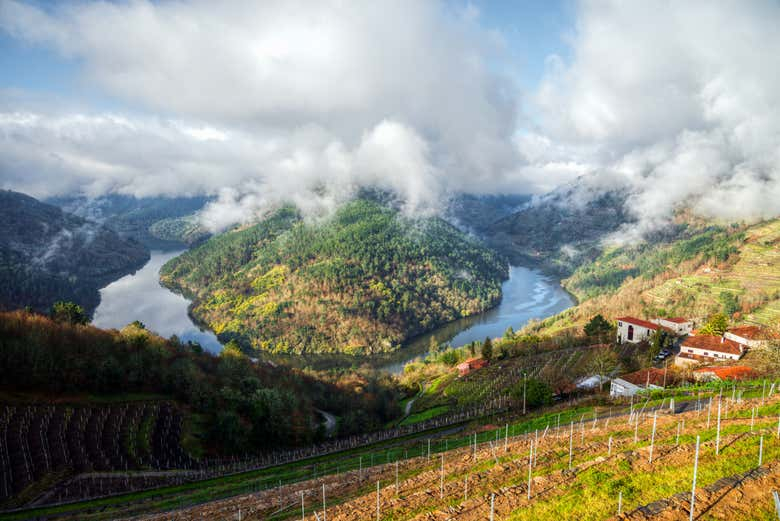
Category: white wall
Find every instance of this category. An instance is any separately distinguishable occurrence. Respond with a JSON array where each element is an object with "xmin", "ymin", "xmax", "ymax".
[{"xmin": 616, "ymin": 320, "xmax": 655, "ymax": 344}]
